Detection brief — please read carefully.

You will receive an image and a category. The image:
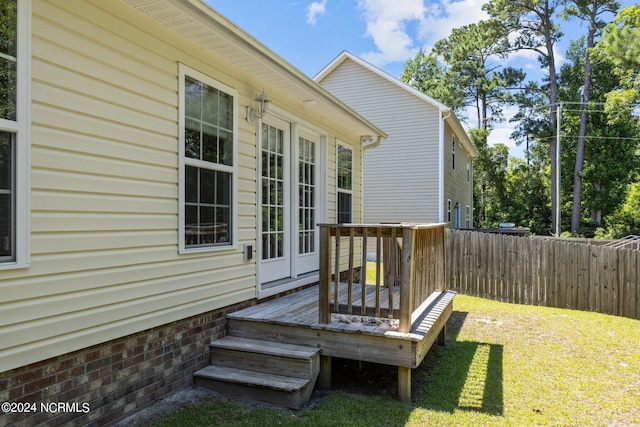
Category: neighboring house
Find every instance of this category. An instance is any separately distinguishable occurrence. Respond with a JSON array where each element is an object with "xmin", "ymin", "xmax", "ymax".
[
  {"xmin": 0, "ymin": 2, "xmax": 385, "ymax": 425},
  {"xmin": 315, "ymin": 52, "xmax": 478, "ymax": 230}
]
